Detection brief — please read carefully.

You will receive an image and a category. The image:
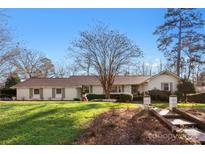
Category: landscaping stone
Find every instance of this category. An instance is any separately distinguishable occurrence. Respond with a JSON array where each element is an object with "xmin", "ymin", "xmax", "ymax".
[
  {"xmin": 168, "ymin": 118, "xmax": 197, "ymax": 127},
  {"xmin": 183, "ymin": 128, "xmax": 205, "ymax": 144}
]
